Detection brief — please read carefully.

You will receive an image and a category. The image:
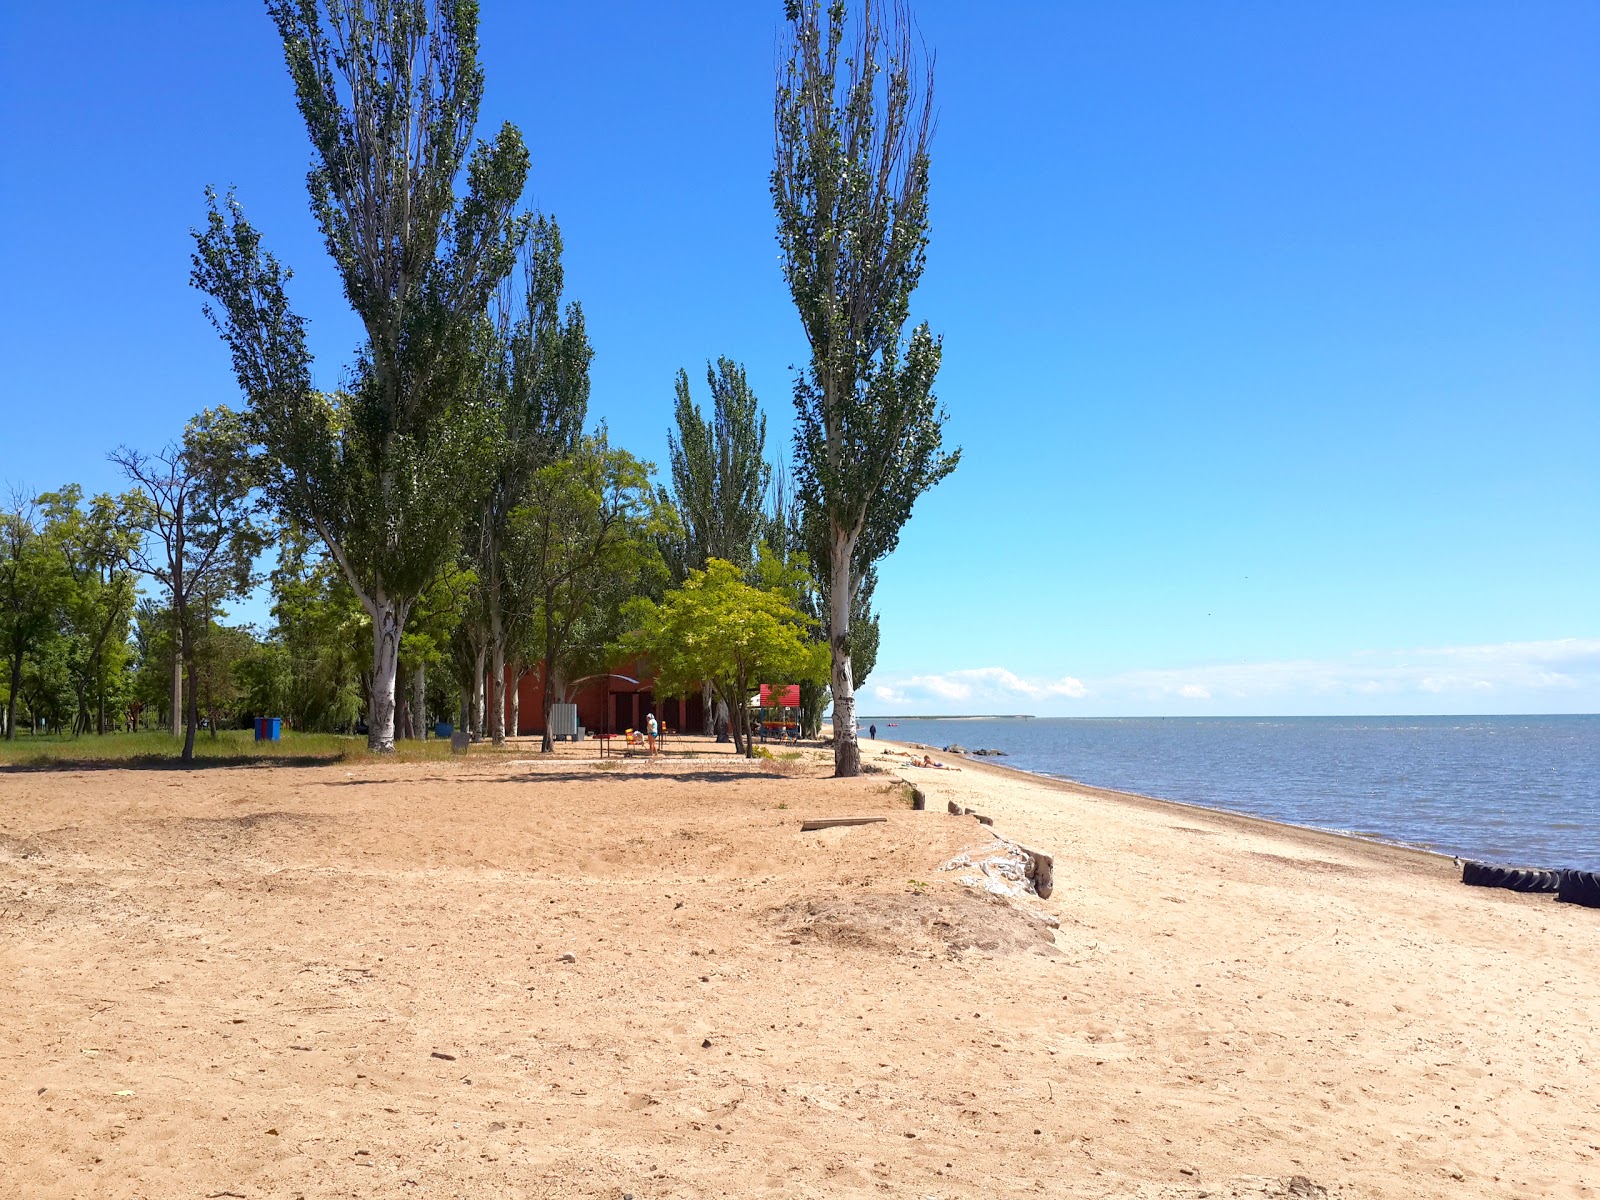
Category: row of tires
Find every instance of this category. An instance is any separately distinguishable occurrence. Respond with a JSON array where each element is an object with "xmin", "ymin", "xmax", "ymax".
[{"xmin": 1461, "ymin": 860, "xmax": 1600, "ymax": 908}]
